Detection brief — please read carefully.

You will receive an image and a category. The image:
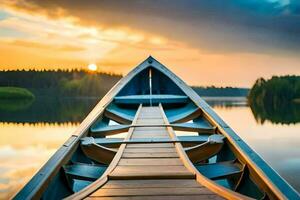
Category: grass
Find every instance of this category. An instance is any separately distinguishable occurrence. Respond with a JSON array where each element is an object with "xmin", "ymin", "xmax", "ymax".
[{"xmin": 0, "ymin": 87, "xmax": 35, "ymax": 100}]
